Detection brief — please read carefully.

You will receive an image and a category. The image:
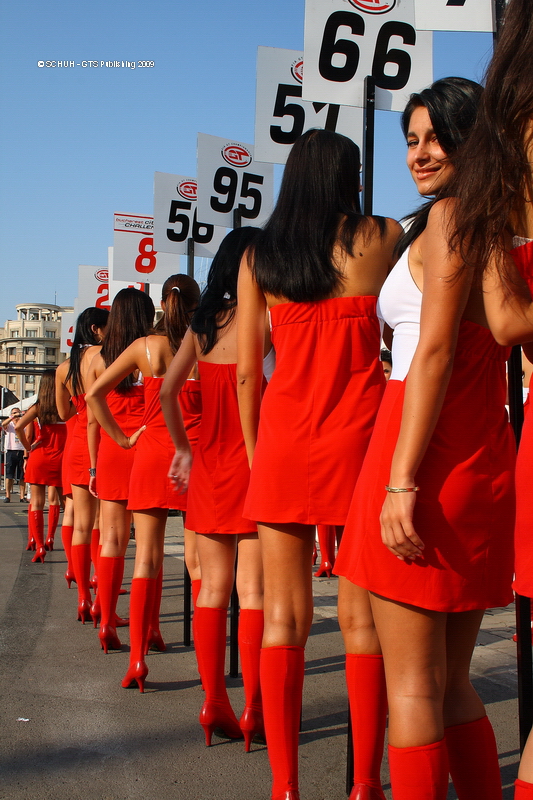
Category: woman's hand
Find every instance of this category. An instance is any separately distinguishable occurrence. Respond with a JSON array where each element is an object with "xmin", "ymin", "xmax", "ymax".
[
  {"xmin": 89, "ymin": 475, "xmax": 98, "ymax": 498},
  {"xmin": 121, "ymin": 425, "xmax": 146, "ymax": 450},
  {"xmin": 30, "ymin": 440, "xmax": 43, "ymax": 452},
  {"xmin": 379, "ymin": 491, "xmax": 425, "ymax": 561},
  {"xmin": 168, "ymin": 448, "xmax": 192, "ymax": 493}
]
